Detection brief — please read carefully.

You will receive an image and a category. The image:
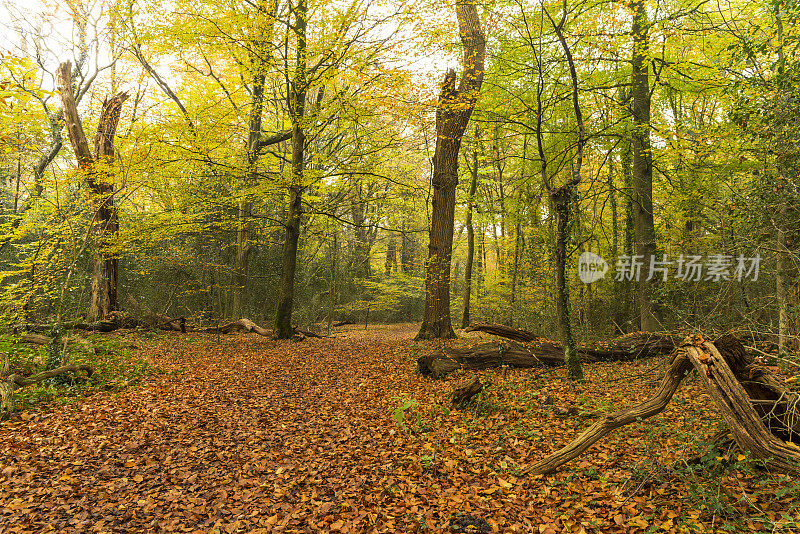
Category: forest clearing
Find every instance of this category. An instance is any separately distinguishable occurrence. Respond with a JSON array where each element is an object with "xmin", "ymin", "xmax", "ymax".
[
  {"xmin": 1, "ymin": 324, "xmax": 800, "ymax": 533},
  {"xmin": 2, "ymin": 0, "xmax": 800, "ymax": 531}
]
